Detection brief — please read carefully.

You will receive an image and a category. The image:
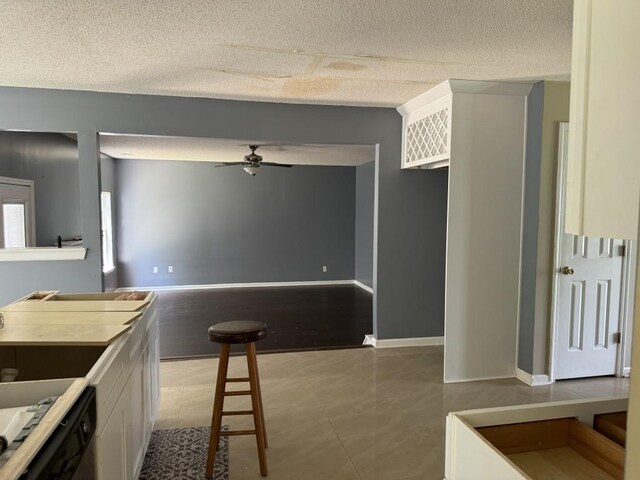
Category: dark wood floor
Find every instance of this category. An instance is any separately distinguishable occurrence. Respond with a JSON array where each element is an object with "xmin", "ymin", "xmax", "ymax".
[{"xmin": 156, "ymin": 285, "xmax": 373, "ymax": 359}]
